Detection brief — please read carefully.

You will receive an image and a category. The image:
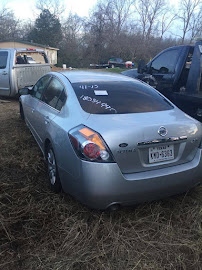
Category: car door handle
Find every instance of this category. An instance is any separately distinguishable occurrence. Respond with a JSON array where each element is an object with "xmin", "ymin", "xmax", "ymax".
[
  {"xmin": 2, "ymin": 71, "xmax": 8, "ymax": 75},
  {"xmin": 44, "ymin": 116, "xmax": 50, "ymax": 124}
]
